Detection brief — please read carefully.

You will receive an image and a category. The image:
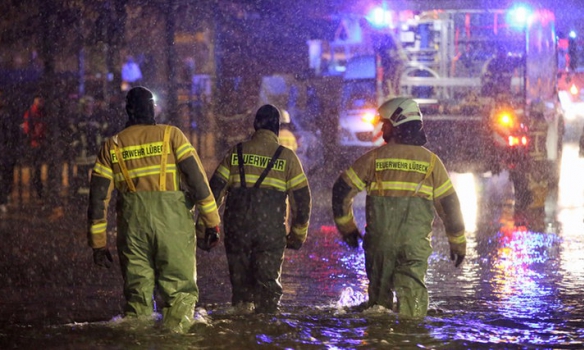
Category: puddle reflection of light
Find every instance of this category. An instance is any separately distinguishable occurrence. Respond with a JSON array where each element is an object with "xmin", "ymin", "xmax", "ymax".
[
  {"xmin": 557, "ymin": 143, "xmax": 584, "ymax": 280},
  {"xmin": 491, "ymin": 227, "xmax": 561, "ymax": 319},
  {"xmin": 338, "ymin": 248, "xmax": 368, "ymax": 295},
  {"xmin": 450, "ymin": 173, "xmax": 478, "ymax": 232},
  {"xmin": 257, "ymin": 334, "xmax": 274, "ymax": 344},
  {"xmin": 337, "ymin": 287, "xmax": 367, "ymax": 307}
]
